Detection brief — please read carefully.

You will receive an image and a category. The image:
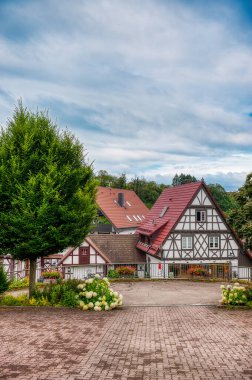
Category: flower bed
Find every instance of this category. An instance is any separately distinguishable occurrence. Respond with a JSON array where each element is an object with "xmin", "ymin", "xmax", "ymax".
[
  {"xmin": 220, "ymin": 283, "xmax": 252, "ymax": 306},
  {"xmin": 108, "ymin": 266, "xmax": 136, "ymax": 278},
  {"xmin": 78, "ymin": 274, "xmax": 123, "ymax": 311},
  {"xmin": 187, "ymin": 266, "xmax": 208, "ymax": 277},
  {"xmin": 41, "ymin": 270, "xmax": 62, "ymax": 279},
  {"xmin": 0, "ymin": 276, "xmax": 123, "ymax": 310}
]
